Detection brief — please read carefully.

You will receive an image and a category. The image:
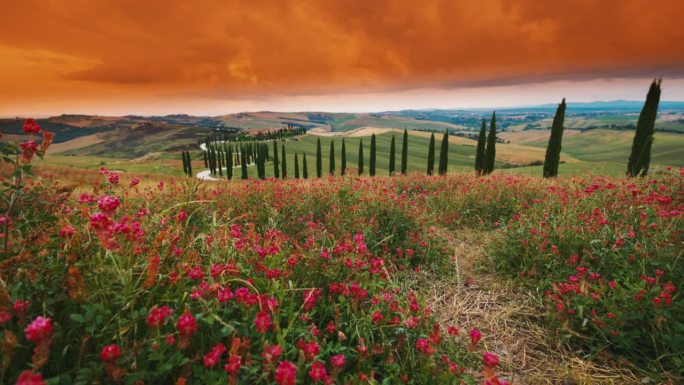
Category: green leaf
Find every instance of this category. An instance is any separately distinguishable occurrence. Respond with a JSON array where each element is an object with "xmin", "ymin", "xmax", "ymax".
[{"xmin": 70, "ymin": 313, "xmax": 86, "ymax": 323}]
